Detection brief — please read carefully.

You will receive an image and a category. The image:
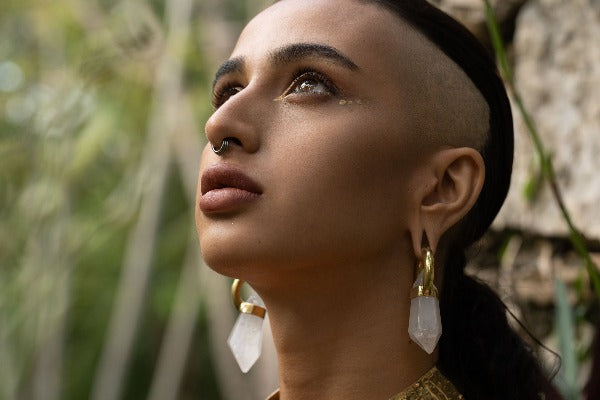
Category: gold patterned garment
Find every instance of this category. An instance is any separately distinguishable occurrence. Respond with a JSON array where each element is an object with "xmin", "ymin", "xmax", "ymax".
[
  {"xmin": 266, "ymin": 366, "xmax": 463, "ymax": 399},
  {"xmin": 389, "ymin": 367, "xmax": 463, "ymax": 400}
]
